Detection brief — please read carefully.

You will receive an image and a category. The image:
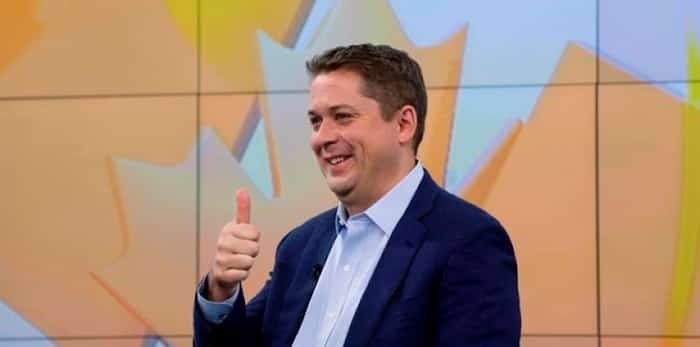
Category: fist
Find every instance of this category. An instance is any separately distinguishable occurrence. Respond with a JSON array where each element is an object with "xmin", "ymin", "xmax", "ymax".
[{"xmin": 208, "ymin": 189, "xmax": 260, "ymax": 301}]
